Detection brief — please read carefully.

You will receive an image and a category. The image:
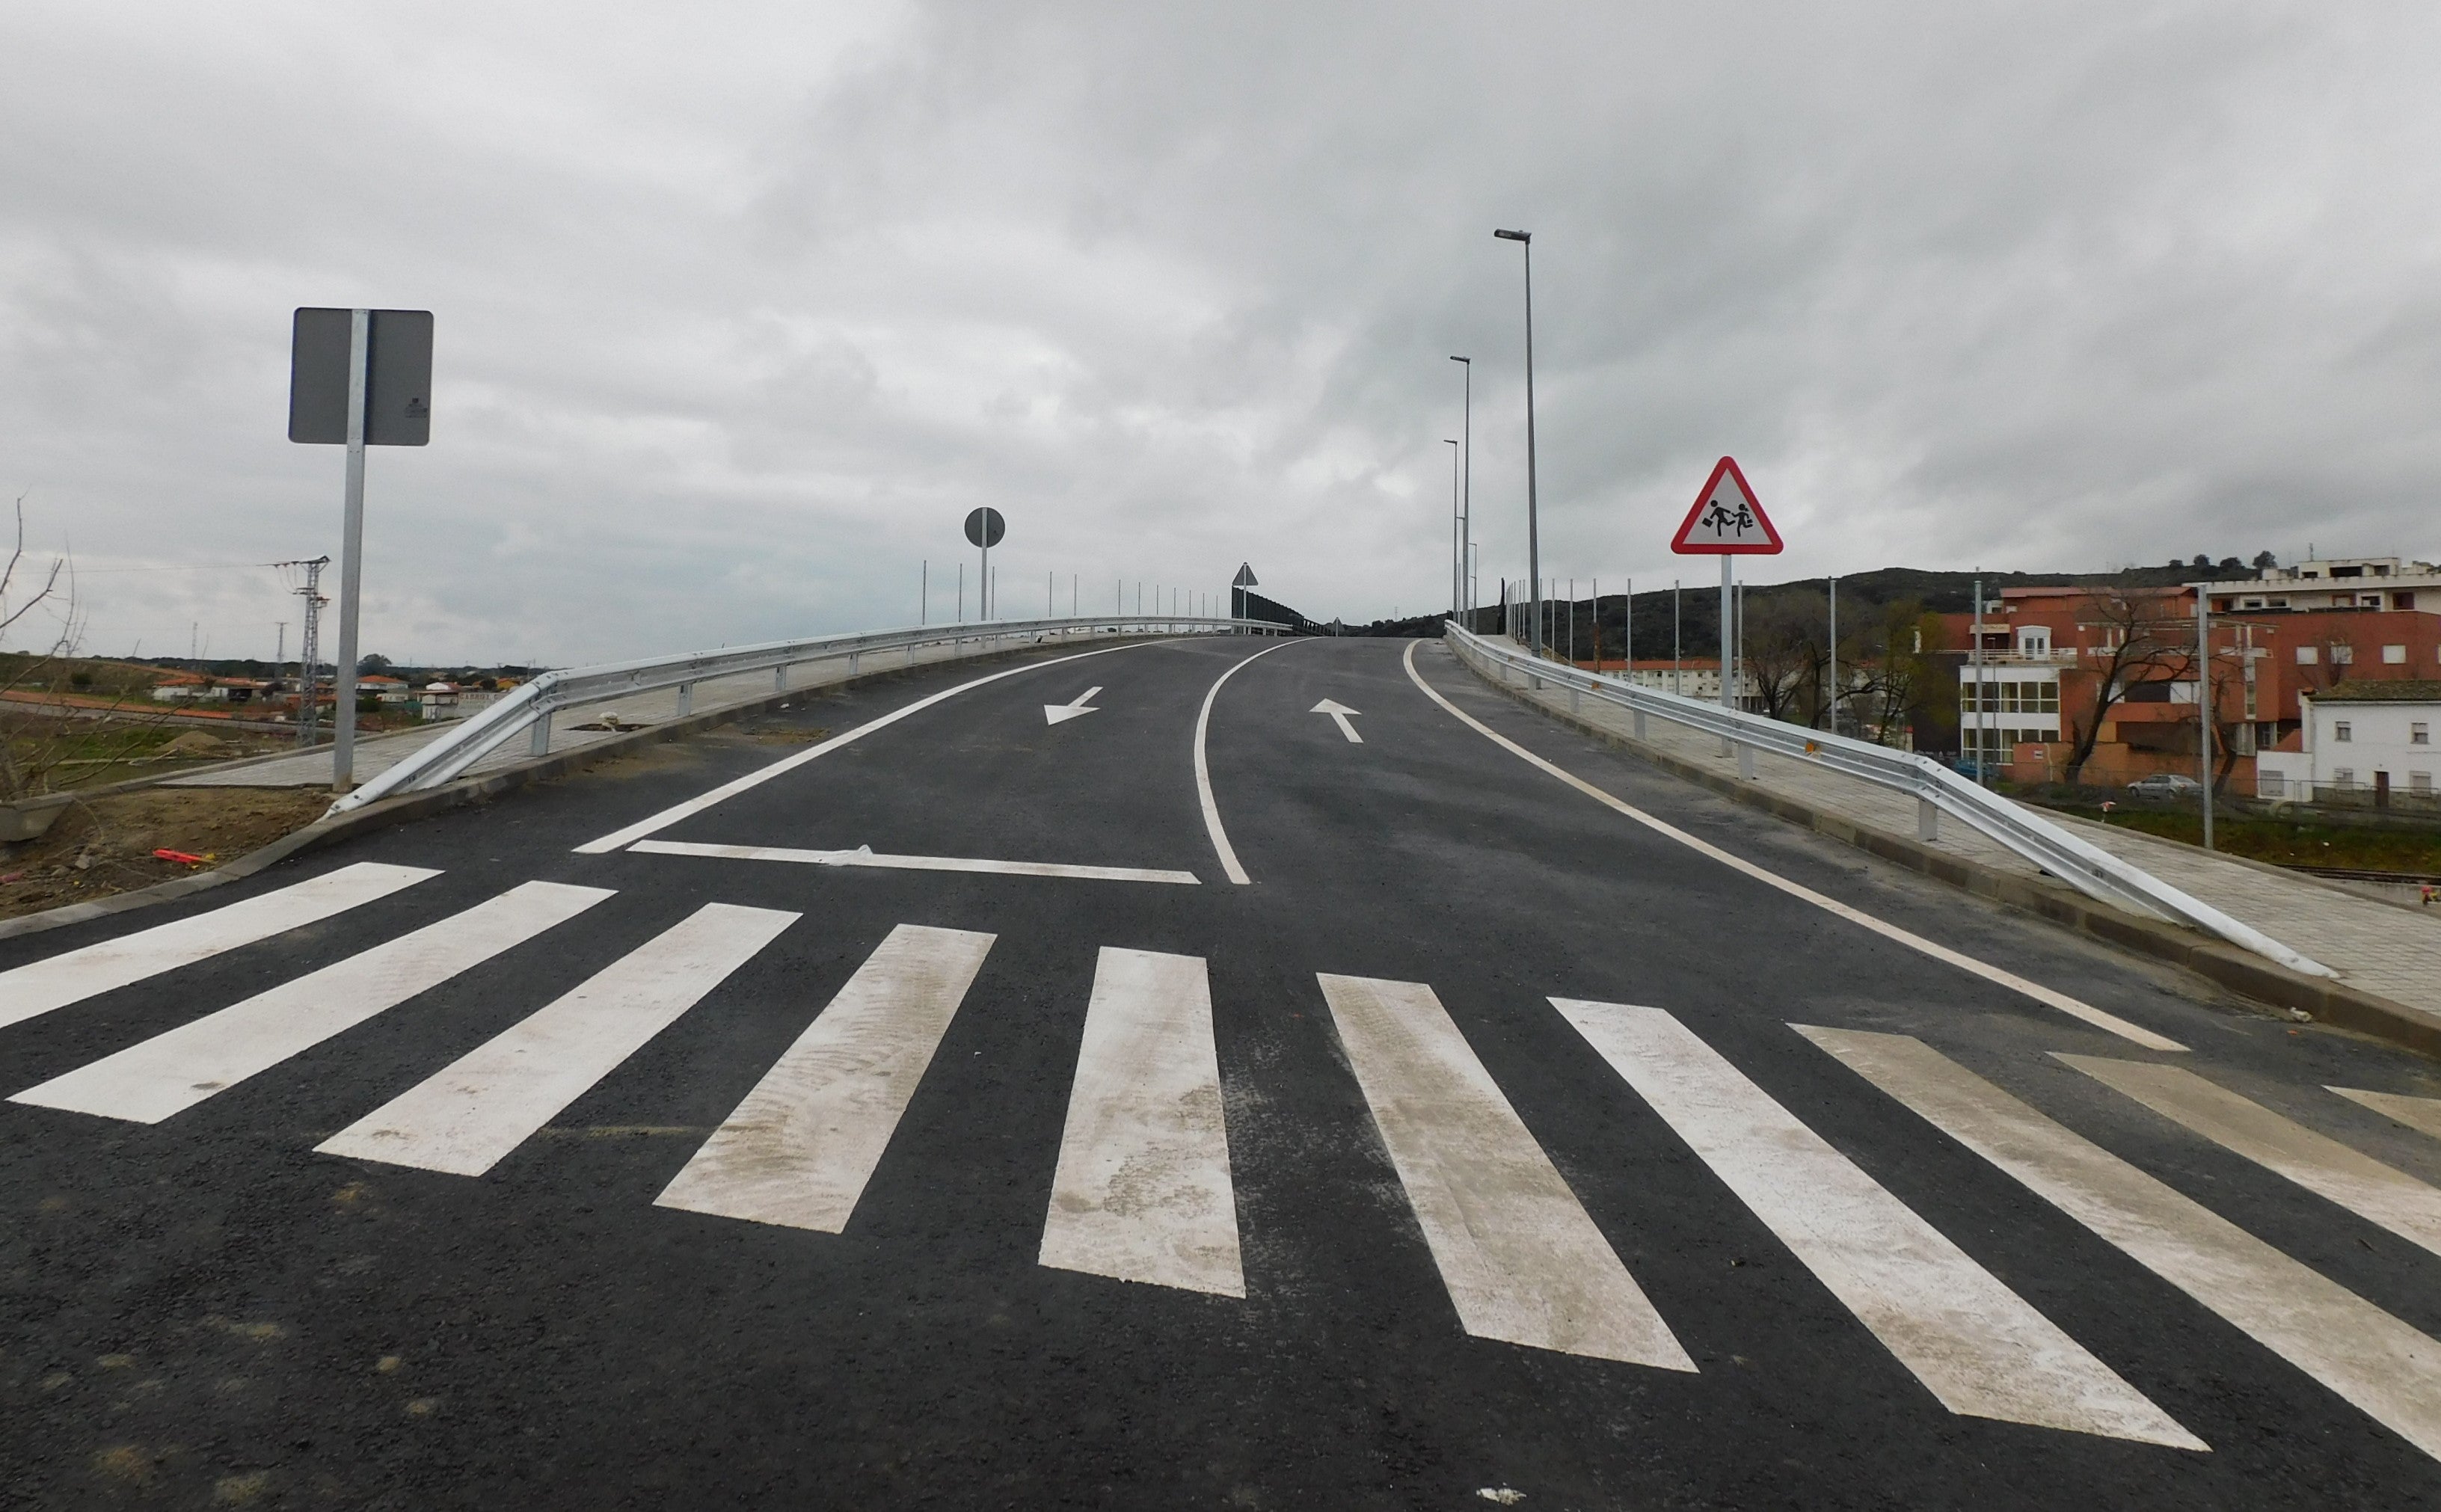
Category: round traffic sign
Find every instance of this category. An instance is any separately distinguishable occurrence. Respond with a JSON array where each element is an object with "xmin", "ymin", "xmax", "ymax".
[{"xmin": 963, "ymin": 507, "xmax": 1006, "ymax": 549}]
